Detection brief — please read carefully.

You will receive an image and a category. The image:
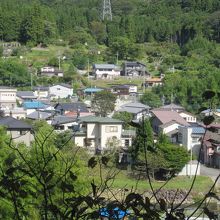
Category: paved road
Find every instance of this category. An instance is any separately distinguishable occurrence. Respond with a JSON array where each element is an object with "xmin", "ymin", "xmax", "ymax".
[{"xmin": 200, "ymin": 164, "xmax": 220, "ymax": 186}]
